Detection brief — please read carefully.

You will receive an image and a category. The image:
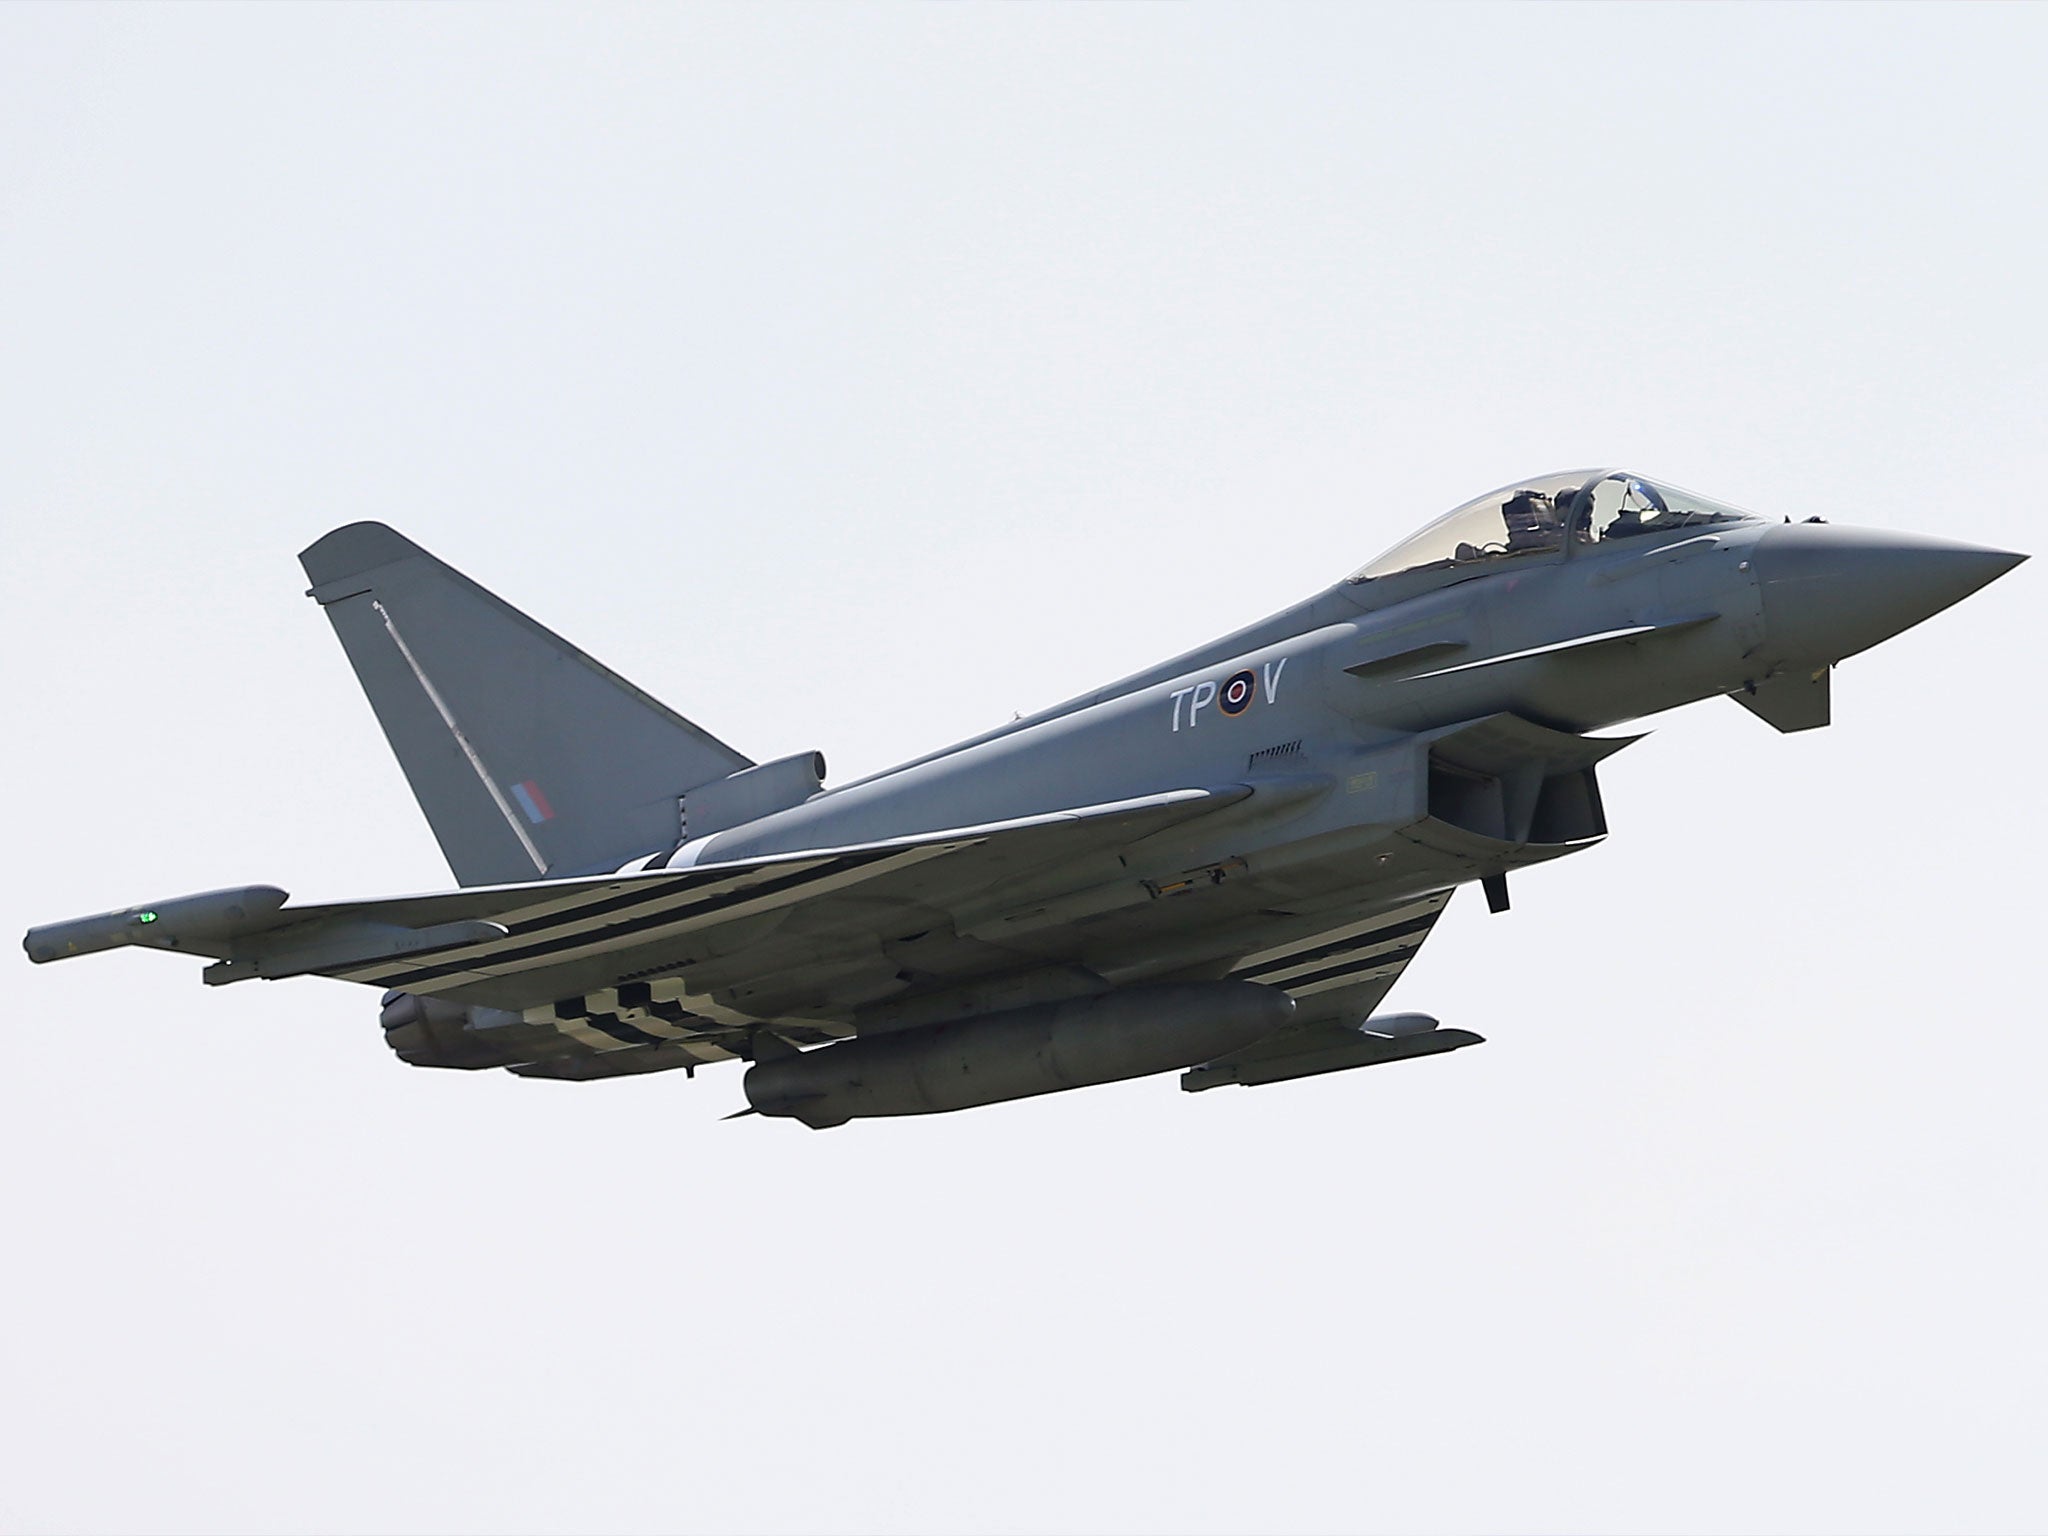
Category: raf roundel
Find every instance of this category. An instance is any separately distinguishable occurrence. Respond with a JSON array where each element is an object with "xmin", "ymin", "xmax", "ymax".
[{"xmin": 1219, "ymin": 668, "xmax": 1257, "ymax": 717}]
